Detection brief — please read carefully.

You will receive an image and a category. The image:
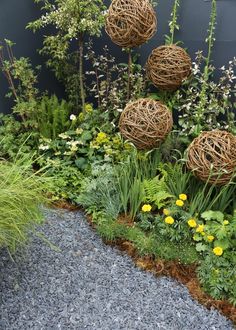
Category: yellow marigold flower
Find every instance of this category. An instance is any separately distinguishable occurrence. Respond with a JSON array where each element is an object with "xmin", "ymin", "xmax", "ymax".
[
  {"xmin": 207, "ymin": 235, "xmax": 215, "ymax": 242},
  {"xmin": 142, "ymin": 204, "xmax": 152, "ymax": 212},
  {"xmin": 165, "ymin": 216, "xmax": 175, "ymax": 225},
  {"xmin": 188, "ymin": 219, "xmax": 197, "ymax": 228},
  {"xmin": 223, "ymin": 220, "xmax": 229, "ymax": 225},
  {"xmin": 196, "ymin": 224, "xmax": 204, "ymax": 233},
  {"xmin": 179, "ymin": 194, "xmax": 187, "ymax": 201},
  {"xmin": 213, "ymin": 246, "xmax": 223, "ymax": 256},
  {"xmin": 176, "ymin": 199, "xmax": 184, "ymax": 207},
  {"xmin": 163, "ymin": 209, "xmax": 170, "ymax": 216}
]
